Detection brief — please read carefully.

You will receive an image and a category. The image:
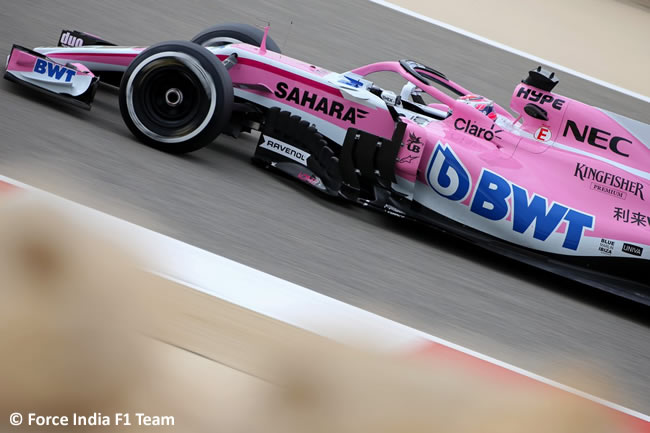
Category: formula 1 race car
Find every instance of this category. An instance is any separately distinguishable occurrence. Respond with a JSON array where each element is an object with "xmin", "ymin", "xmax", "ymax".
[{"xmin": 4, "ymin": 24, "xmax": 650, "ymax": 304}]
